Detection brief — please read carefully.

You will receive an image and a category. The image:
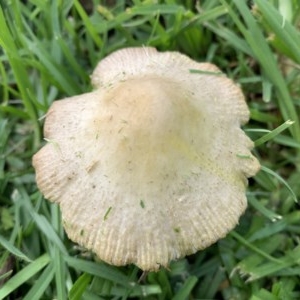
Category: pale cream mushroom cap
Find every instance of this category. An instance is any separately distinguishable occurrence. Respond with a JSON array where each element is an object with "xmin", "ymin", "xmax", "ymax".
[{"xmin": 33, "ymin": 47, "xmax": 260, "ymax": 271}]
